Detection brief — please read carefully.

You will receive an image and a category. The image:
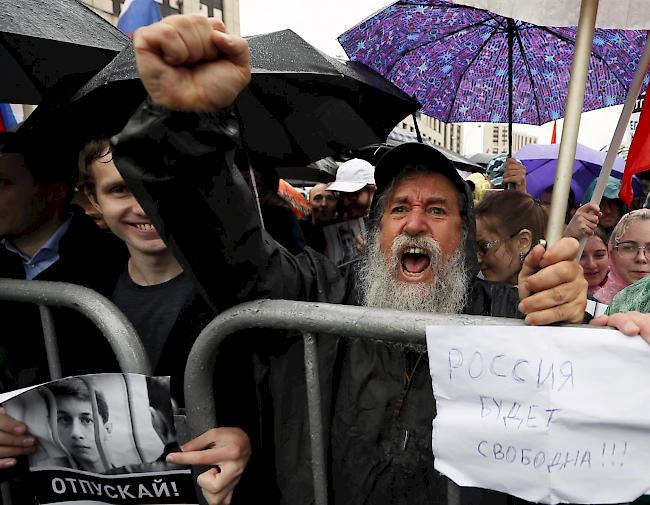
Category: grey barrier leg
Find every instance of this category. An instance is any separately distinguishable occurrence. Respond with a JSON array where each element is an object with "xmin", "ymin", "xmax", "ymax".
[
  {"xmin": 303, "ymin": 332, "xmax": 328, "ymax": 505},
  {"xmin": 39, "ymin": 305, "xmax": 62, "ymax": 380}
]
